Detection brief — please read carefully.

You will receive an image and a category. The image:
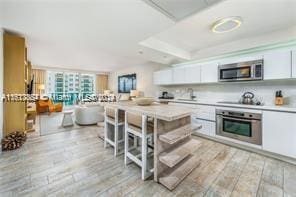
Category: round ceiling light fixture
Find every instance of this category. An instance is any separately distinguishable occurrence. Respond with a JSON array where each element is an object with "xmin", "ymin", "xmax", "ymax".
[{"xmin": 211, "ymin": 16, "xmax": 243, "ymax": 33}]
